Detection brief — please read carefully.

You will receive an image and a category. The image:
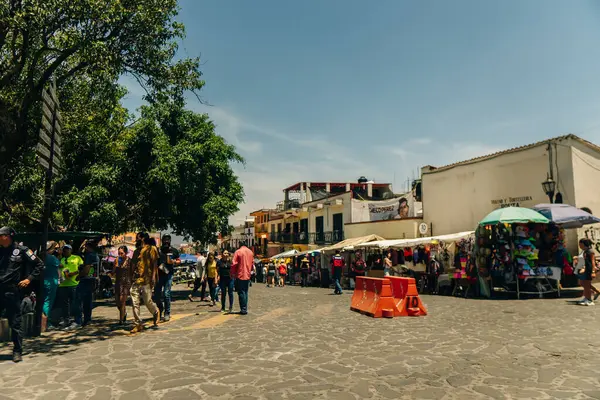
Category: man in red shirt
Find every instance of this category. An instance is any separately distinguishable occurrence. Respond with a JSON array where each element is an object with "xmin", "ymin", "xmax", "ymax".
[
  {"xmin": 330, "ymin": 250, "xmax": 345, "ymax": 295},
  {"xmin": 231, "ymin": 244, "xmax": 254, "ymax": 315}
]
